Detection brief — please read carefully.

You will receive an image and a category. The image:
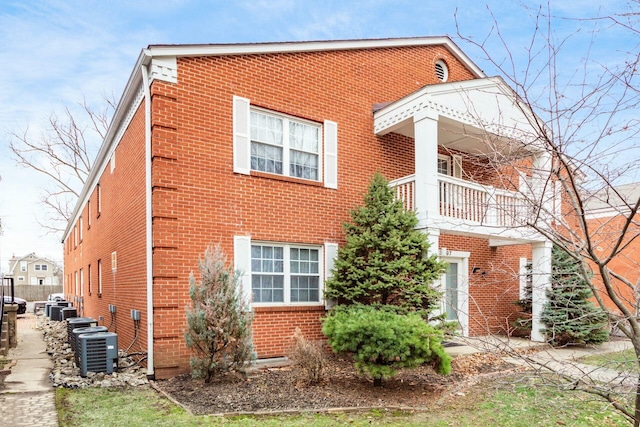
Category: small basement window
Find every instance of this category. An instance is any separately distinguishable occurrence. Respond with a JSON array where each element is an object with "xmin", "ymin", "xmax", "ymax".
[{"xmin": 435, "ymin": 59, "xmax": 449, "ymax": 82}]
